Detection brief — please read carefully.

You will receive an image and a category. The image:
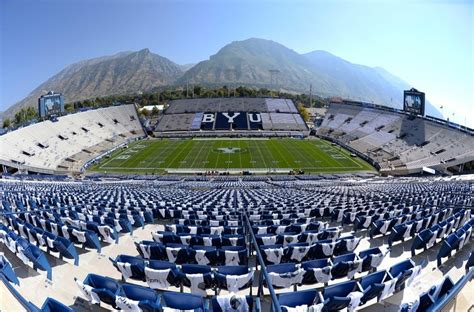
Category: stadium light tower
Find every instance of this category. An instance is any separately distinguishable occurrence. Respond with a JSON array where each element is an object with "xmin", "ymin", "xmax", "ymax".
[
  {"xmin": 186, "ymin": 73, "xmax": 189, "ymax": 98},
  {"xmin": 225, "ymin": 69, "xmax": 232, "ymax": 97},
  {"xmin": 269, "ymin": 69, "xmax": 280, "ymax": 90},
  {"xmin": 225, "ymin": 68, "xmax": 237, "ymax": 97}
]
